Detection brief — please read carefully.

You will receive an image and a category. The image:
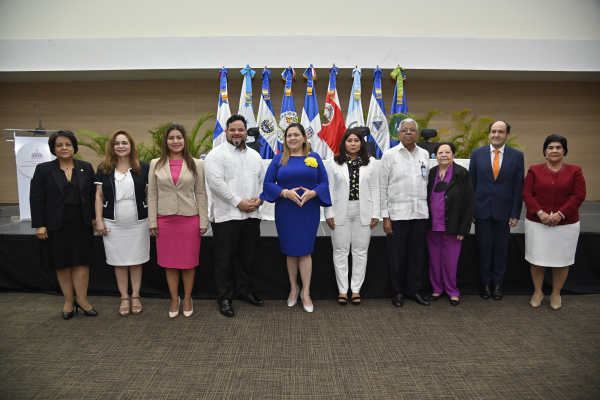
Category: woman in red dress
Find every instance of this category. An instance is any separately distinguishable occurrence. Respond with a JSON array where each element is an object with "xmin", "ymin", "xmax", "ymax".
[{"xmin": 522, "ymin": 135, "xmax": 586, "ymax": 310}]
